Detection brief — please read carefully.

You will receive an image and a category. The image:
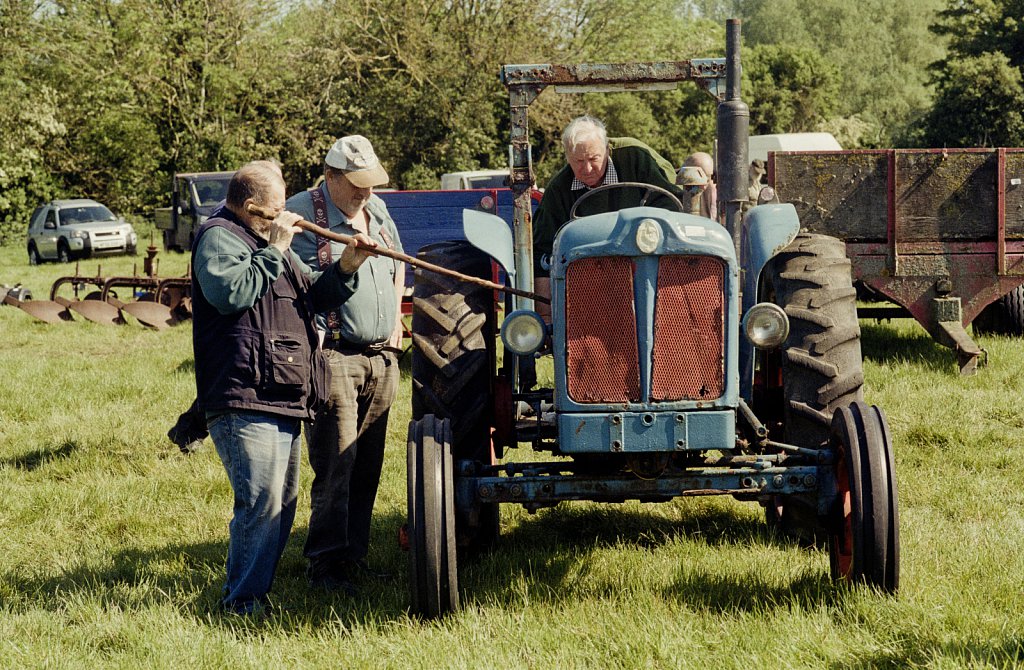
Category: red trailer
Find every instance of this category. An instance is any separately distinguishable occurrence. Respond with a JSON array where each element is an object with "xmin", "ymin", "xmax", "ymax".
[{"xmin": 769, "ymin": 148, "xmax": 1024, "ymax": 374}]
